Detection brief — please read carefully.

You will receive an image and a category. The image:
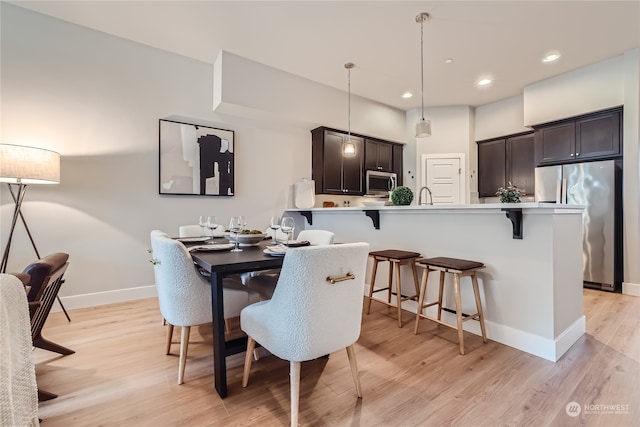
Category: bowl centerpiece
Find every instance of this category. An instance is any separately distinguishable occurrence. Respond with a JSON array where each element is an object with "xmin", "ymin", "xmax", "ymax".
[{"xmin": 225, "ymin": 229, "xmax": 266, "ymax": 245}]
